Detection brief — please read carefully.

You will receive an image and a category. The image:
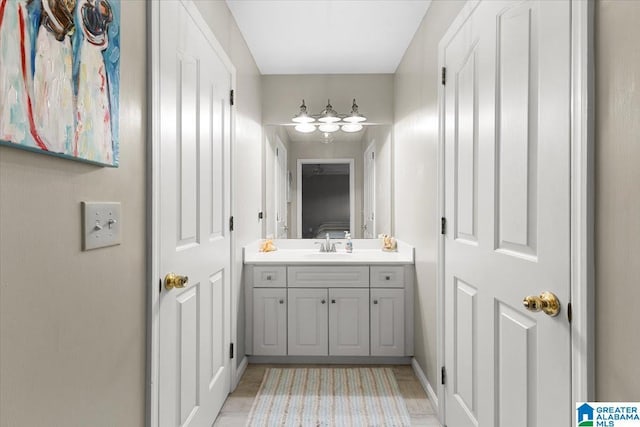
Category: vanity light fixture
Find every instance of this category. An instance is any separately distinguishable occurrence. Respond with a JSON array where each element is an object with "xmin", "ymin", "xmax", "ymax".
[{"xmin": 291, "ymin": 99, "xmax": 366, "ymax": 134}]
